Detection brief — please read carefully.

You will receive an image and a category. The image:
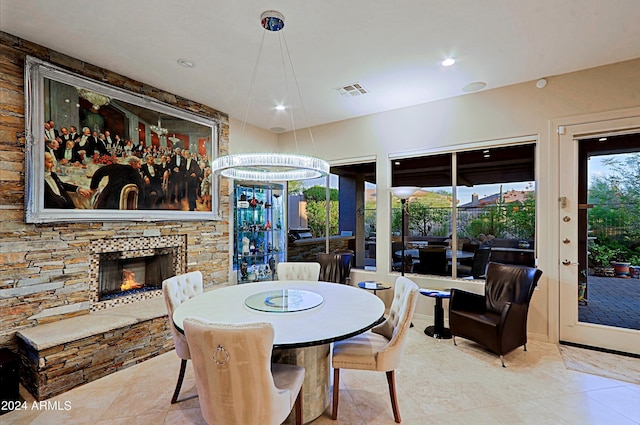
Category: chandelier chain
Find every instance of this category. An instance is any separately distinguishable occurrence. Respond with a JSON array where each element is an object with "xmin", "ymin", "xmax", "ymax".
[
  {"xmin": 240, "ymin": 29, "xmax": 267, "ymax": 138},
  {"xmin": 210, "ymin": 10, "xmax": 329, "ymax": 182},
  {"xmin": 281, "ymin": 31, "xmax": 316, "ymax": 152}
]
